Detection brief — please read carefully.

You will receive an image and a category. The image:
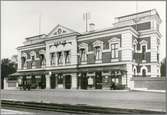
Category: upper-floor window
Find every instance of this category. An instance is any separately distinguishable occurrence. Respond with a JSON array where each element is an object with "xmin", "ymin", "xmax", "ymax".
[
  {"xmin": 111, "ymin": 43, "xmax": 119, "ymax": 59},
  {"xmin": 142, "ymin": 45, "xmax": 146, "ymax": 60},
  {"xmin": 80, "ymin": 49, "xmax": 86, "ymax": 62},
  {"xmin": 108, "ymin": 37, "xmax": 120, "ymax": 60},
  {"xmin": 57, "ymin": 52, "xmax": 63, "ymax": 65},
  {"xmin": 31, "ymin": 56, "xmax": 36, "ymax": 68},
  {"xmin": 79, "ymin": 43, "xmax": 88, "ymax": 63},
  {"xmin": 21, "ymin": 57, "xmax": 26, "ymax": 69},
  {"xmin": 93, "ymin": 40, "xmax": 103, "ymax": 62},
  {"xmin": 65, "ymin": 51, "xmax": 71, "ymax": 64},
  {"xmin": 40, "ymin": 54, "xmax": 45, "ymax": 66},
  {"xmin": 95, "ymin": 46, "xmax": 101, "ymax": 60},
  {"xmin": 50, "ymin": 53, "xmax": 56, "ymax": 65}
]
